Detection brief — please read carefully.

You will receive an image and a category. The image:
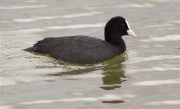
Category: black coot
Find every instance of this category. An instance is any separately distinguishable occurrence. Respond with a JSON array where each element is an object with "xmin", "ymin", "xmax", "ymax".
[{"xmin": 24, "ymin": 16, "xmax": 137, "ymax": 64}]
